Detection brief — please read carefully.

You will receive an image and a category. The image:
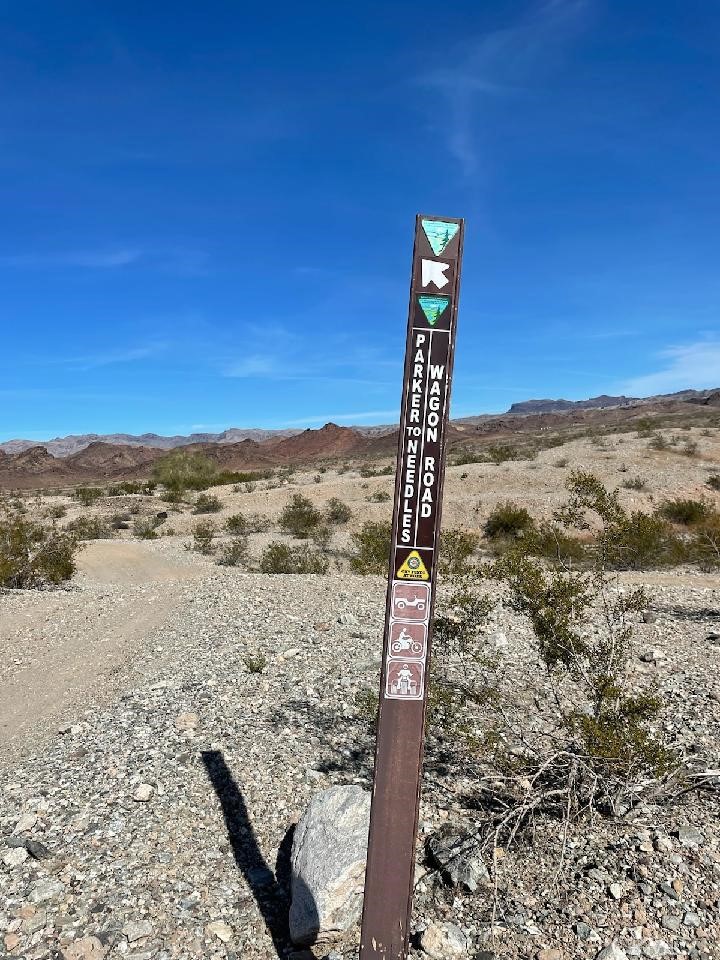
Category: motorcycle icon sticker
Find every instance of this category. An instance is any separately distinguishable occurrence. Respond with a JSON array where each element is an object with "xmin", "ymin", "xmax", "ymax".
[
  {"xmin": 388, "ymin": 621, "xmax": 426, "ymax": 660},
  {"xmin": 391, "ymin": 582, "xmax": 430, "ymax": 622},
  {"xmin": 385, "ymin": 660, "xmax": 425, "ymax": 700}
]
